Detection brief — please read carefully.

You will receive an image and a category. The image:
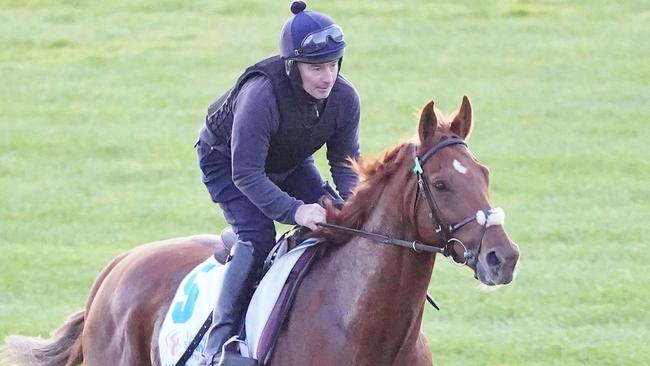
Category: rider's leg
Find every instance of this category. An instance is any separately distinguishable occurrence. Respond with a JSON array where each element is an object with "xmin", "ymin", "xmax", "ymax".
[
  {"xmin": 204, "ymin": 240, "xmax": 259, "ymax": 364},
  {"xmin": 198, "ymin": 140, "xmax": 274, "ymax": 365},
  {"xmin": 202, "ymin": 194, "xmax": 277, "ymax": 365}
]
